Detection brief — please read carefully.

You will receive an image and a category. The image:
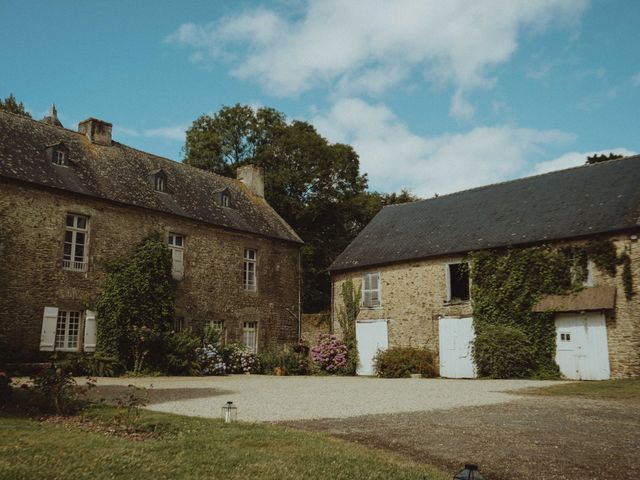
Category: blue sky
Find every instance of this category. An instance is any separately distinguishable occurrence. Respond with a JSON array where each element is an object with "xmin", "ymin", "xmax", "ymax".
[{"xmin": 2, "ymin": 0, "xmax": 639, "ymax": 196}]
